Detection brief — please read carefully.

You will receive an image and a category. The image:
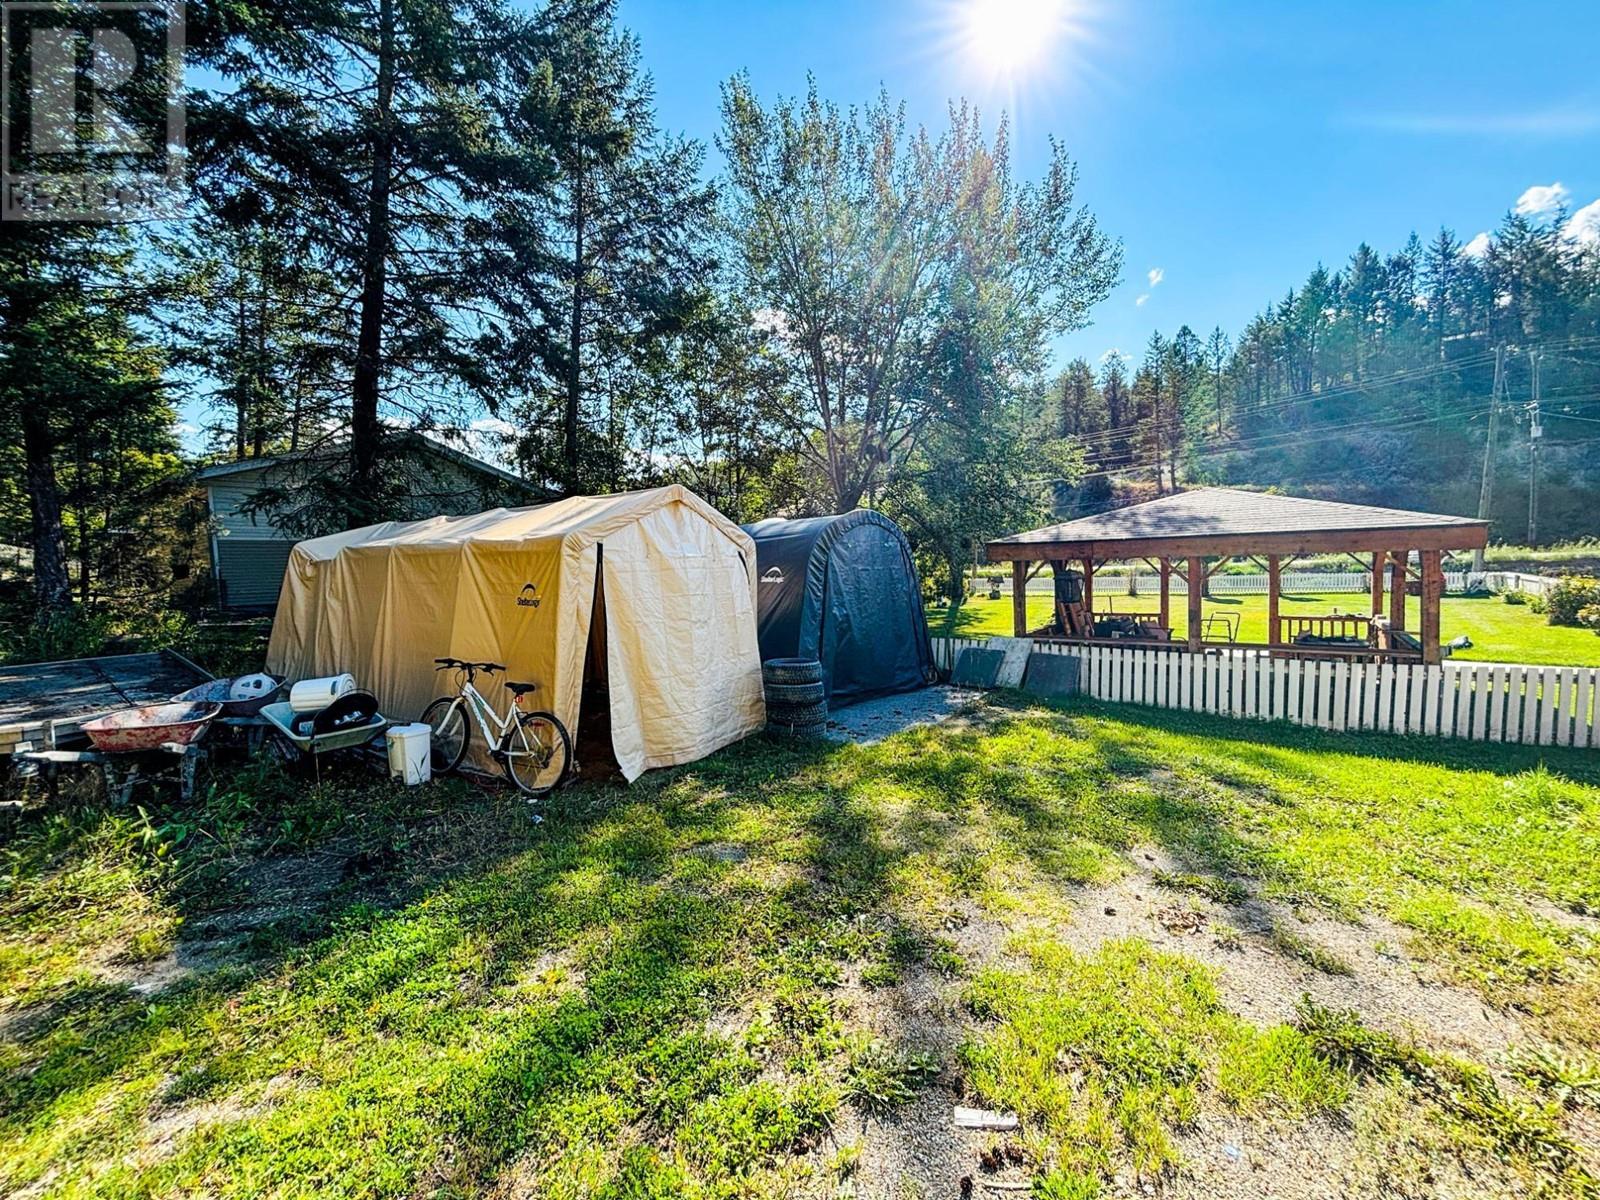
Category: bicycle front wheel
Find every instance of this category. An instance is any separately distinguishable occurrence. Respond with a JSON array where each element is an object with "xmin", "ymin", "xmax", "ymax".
[
  {"xmin": 498, "ymin": 710, "xmax": 571, "ymax": 797},
  {"xmin": 420, "ymin": 697, "xmax": 470, "ymax": 773}
]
